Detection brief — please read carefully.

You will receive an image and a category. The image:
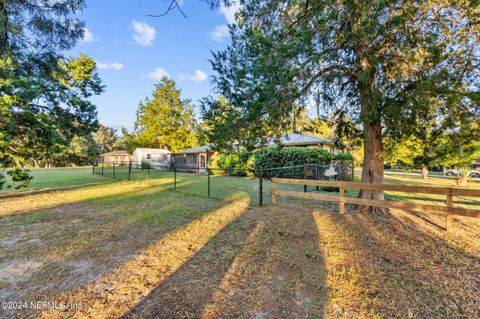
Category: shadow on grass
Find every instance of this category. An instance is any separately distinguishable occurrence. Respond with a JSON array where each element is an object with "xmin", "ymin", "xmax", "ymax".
[
  {"xmin": 1, "ymin": 180, "xmax": 250, "ymax": 318},
  {"xmin": 122, "ymin": 205, "xmax": 327, "ymax": 319},
  {"xmin": 316, "ymin": 206, "xmax": 480, "ymax": 318}
]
